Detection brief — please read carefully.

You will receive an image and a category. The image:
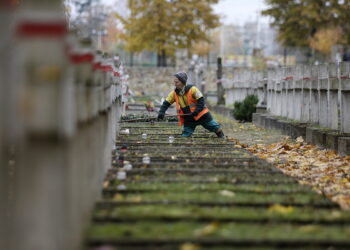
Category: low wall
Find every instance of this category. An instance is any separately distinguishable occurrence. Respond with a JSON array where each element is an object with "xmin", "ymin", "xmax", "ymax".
[
  {"xmin": 223, "ymin": 63, "xmax": 350, "ymax": 155},
  {"xmin": 127, "ymin": 66, "xmax": 235, "ymax": 97},
  {"xmin": 252, "ymin": 113, "xmax": 350, "ymax": 155}
]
